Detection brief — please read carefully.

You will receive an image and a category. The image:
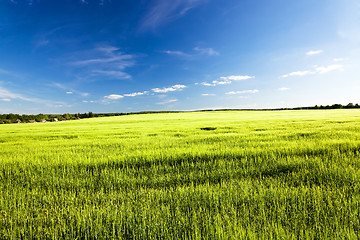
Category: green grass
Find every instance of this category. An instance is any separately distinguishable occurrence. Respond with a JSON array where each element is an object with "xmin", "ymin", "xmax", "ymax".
[{"xmin": 1, "ymin": 110, "xmax": 360, "ymax": 239}]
